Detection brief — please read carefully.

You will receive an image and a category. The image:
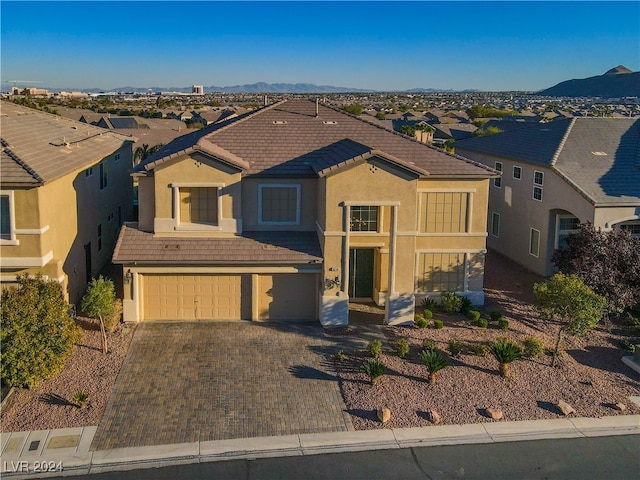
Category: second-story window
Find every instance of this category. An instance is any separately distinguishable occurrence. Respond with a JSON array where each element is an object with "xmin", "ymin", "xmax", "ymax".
[
  {"xmin": 100, "ymin": 161, "xmax": 108, "ymax": 190},
  {"xmin": 494, "ymin": 162, "xmax": 503, "ymax": 188},
  {"xmin": 259, "ymin": 184, "xmax": 300, "ymax": 225},
  {"xmin": 1, "ymin": 194, "xmax": 12, "ymax": 240},
  {"xmin": 350, "ymin": 206, "xmax": 379, "ymax": 232},
  {"xmin": 180, "ymin": 187, "xmax": 219, "ymax": 225},
  {"xmin": 420, "ymin": 192, "xmax": 469, "ymax": 233}
]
